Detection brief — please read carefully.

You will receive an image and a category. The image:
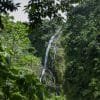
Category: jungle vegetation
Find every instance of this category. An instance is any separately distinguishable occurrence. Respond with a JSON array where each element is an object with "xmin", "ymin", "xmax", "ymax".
[{"xmin": 0, "ymin": 0, "xmax": 100, "ymax": 100}]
